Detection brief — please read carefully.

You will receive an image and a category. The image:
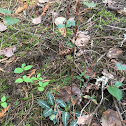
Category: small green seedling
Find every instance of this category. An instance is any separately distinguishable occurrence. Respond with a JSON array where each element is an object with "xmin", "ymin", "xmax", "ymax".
[
  {"xmin": 76, "ymin": 70, "xmax": 89, "ymax": 87},
  {"xmin": 107, "ymin": 81, "xmax": 122, "ymax": 101},
  {"xmin": 14, "ymin": 63, "xmax": 33, "ymax": 83},
  {"xmin": 0, "ymin": 8, "xmax": 19, "ymax": 25},
  {"xmin": 83, "ymin": 95, "xmax": 98, "ymax": 104},
  {"xmin": 0, "ymin": 96, "xmax": 7, "ymax": 108},
  {"xmin": 14, "ymin": 63, "xmax": 33, "ymax": 73},
  {"xmin": 31, "ymin": 73, "xmax": 50, "ymax": 92}
]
